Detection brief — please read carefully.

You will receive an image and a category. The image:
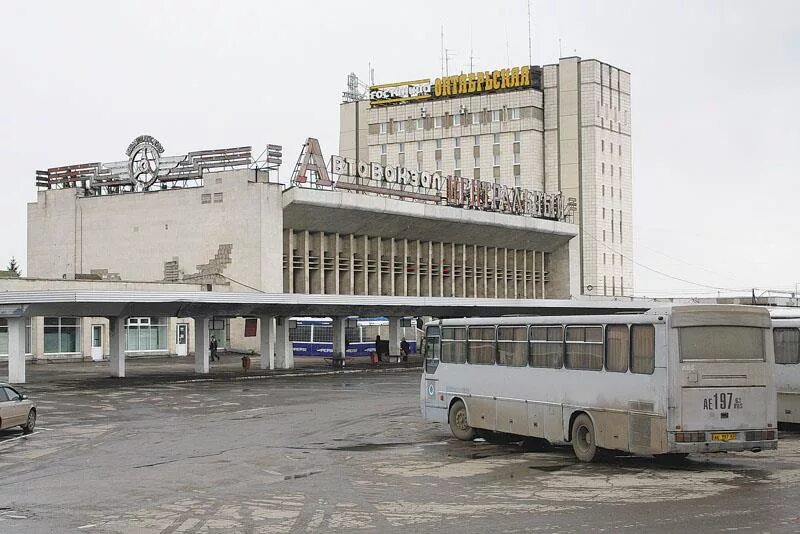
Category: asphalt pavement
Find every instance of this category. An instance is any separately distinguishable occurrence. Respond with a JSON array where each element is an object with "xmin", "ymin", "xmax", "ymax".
[{"xmin": 0, "ymin": 358, "xmax": 799, "ymax": 533}]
